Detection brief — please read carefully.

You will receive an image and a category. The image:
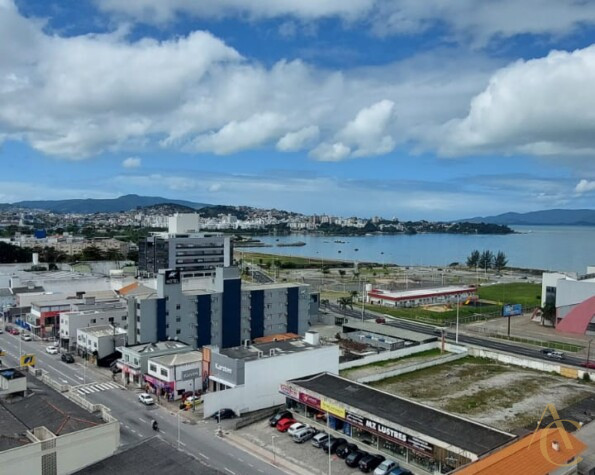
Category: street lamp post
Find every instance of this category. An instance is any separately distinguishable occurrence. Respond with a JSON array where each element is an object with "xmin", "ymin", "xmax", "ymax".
[
  {"xmin": 361, "ymin": 279, "xmax": 366, "ymax": 321},
  {"xmin": 587, "ymin": 340, "xmax": 594, "ymax": 368},
  {"xmin": 327, "ymin": 412, "xmax": 331, "ymax": 475},
  {"xmin": 455, "ymin": 295, "xmax": 460, "ymax": 344}
]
